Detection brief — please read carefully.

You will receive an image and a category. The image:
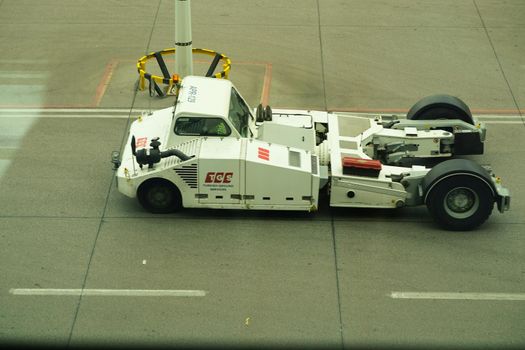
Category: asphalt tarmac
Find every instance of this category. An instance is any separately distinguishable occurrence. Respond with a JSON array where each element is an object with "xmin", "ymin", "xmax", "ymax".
[{"xmin": 0, "ymin": 0, "xmax": 524, "ymax": 348}]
